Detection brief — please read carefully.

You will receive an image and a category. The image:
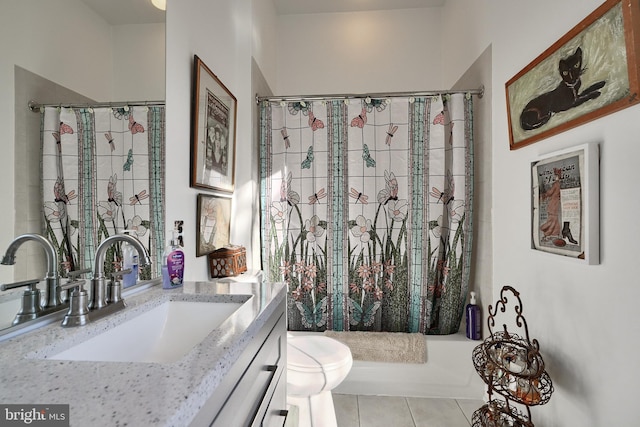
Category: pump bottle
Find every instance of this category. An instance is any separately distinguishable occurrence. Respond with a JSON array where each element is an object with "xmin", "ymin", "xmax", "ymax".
[
  {"xmin": 162, "ymin": 230, "xmax": 184, "ymax": 289},
  {"xmin": 121, "ymin": 230, "xmax": 139, "ymax": 288},
  {"xmin": 465, "ymin": 291, "xmax": 482, "ymax": 340}
]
